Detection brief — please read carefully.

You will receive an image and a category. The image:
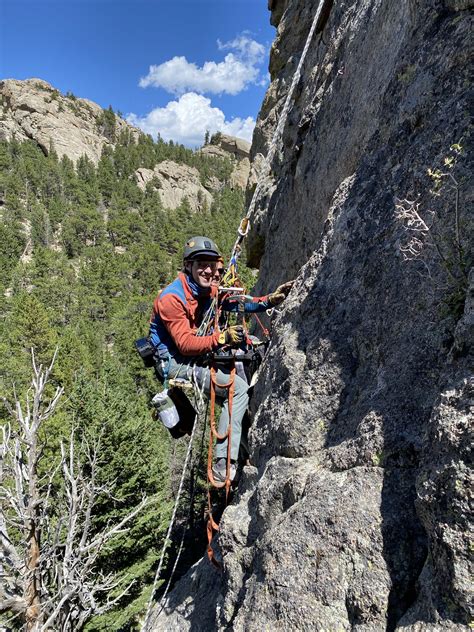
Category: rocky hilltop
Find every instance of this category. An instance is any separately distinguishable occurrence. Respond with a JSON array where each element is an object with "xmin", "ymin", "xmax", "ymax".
[
  {"xmin": 136, "ymin": 160, "xmax": 214, "ymax": 212},
  {"xmin": 0, "ymin": 78, "xmax": 141, "ymax": 164},
  {"xmin": 151, "ymin": 0, "xmax": 472, "ymax": 630},
  {"xmin": 201, "ymin": 134, "xmax": 252, "ymax": 190}
]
